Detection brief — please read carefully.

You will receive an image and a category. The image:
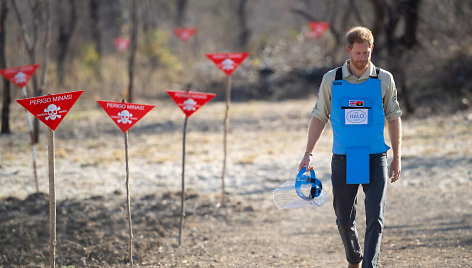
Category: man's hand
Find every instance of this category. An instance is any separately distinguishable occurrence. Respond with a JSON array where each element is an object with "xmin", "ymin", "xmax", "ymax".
[
  {"xmin": 299, "ymin": 154, "xmax": 313, "ymax": 171},
  {"xmin": 299, "ymin": 117, "xmax": 326, "ymax": 172},
  {"xmin": 387, "ymin": 118, "xmax": 402, "ymax": 183},
  {"xmin": 389, "ymin": 157, "xmax": 401, "ymax": 183}
]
